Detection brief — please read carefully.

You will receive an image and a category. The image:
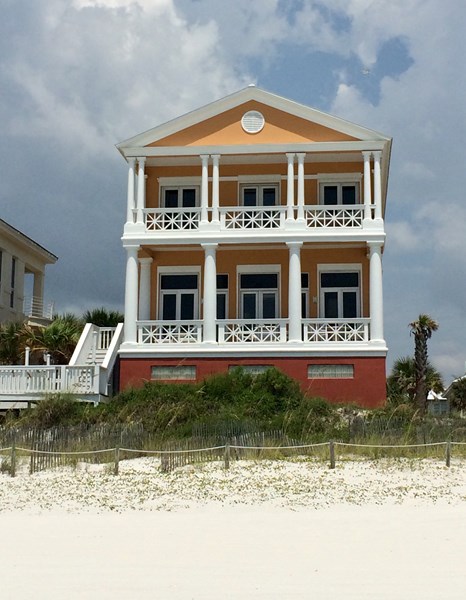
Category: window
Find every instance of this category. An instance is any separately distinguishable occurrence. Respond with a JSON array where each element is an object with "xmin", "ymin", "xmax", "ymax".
[
  {"xmin": 151, "ymin": 365, "xmax": 197, "ymax": 380},
  {"xmin": 10, "ymin": 257, "xmax": 16, "ymax": 309},
  {"xmin": 301, "ymin": 273, "xmax": 309, "ymax": 319},
  {"xmin": 229, "ymin": 365, "xmax": 273, "ymax": 375},
  {"xmin": 240, "ymin": 184, "xmax": 278, "ymax": 206},
  {"xmin": 239, "ymin": 273, "xmax": 279, "ymax": 319},
  {"xmin": 319, "ymin": 271, "xmax": 360, "ymax": 319},
  {"xmin": 320, "ymin": 183, "xmax": 359, "ymax": 205},
  {"xmin": 308, "ymin": 364, "xmax": 354, "ymax": 379},
  {"xmin": 159, "ymin": 273, "xmax": 199, "ymax": 320},
  {"xmin": 162, "ymin": 186, "xmax": 199, "ymax": 208},
  {"xmin": 216, "ymin": 274, "xmax": 228, "ymax": 320}
]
